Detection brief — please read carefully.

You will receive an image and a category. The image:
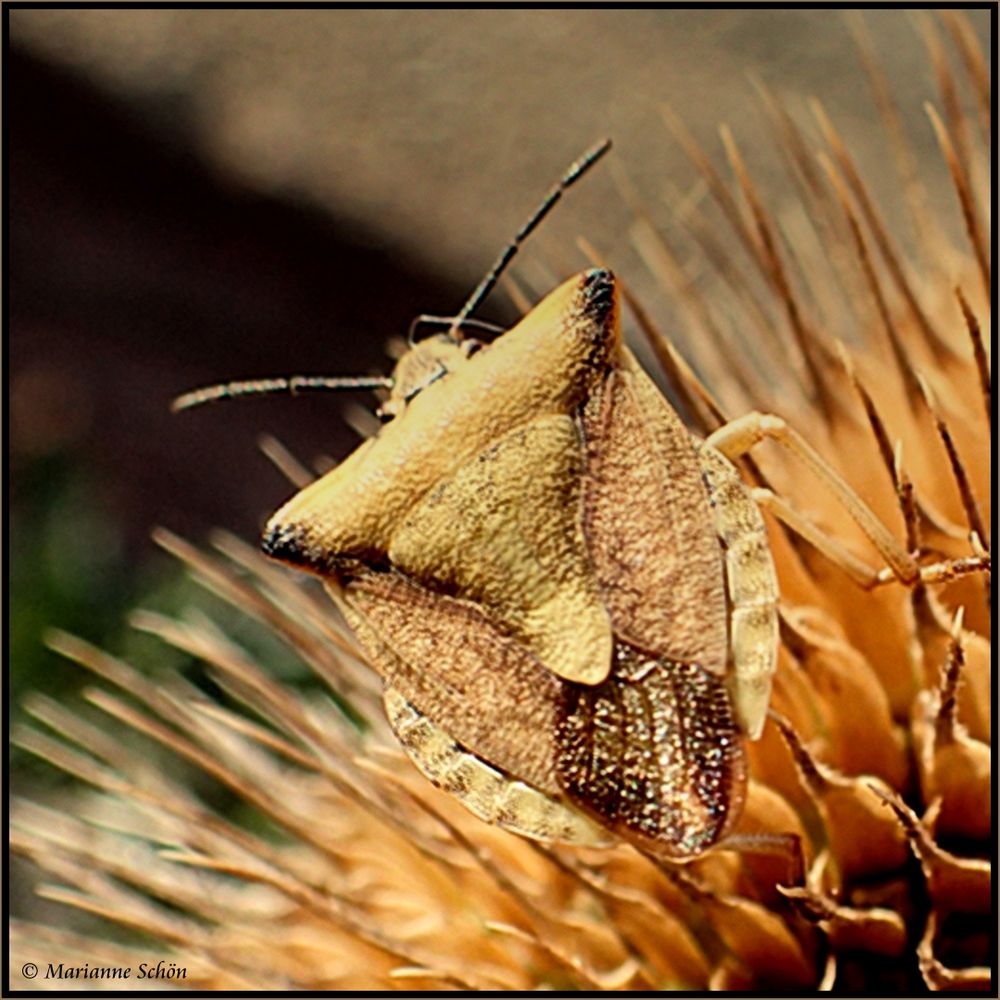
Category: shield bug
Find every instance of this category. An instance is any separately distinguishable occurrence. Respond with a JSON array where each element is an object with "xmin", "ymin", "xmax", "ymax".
[{"xmin": 176, "ymin": 142, "xmax": 974, "ymax": 860}]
